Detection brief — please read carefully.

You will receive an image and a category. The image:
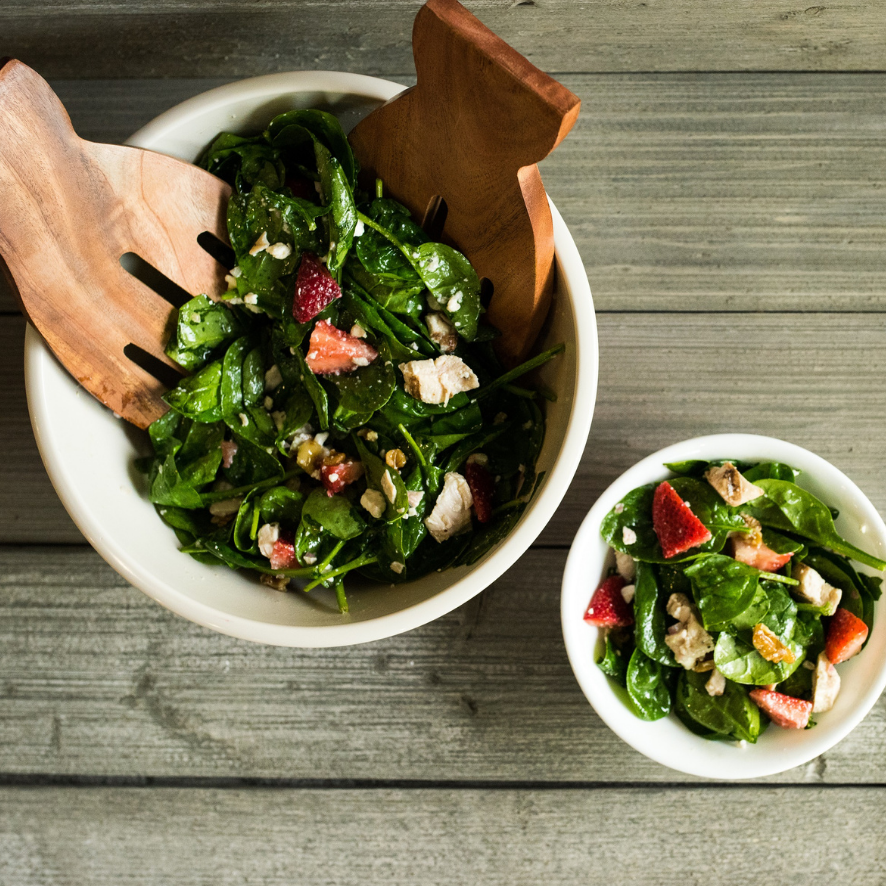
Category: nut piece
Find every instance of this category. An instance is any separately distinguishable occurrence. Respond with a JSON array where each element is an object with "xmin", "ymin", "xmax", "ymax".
[
  {"xmin": 323, "ymin": 452, "xmax": 347, "ymax": 467},
  {"xmin": 752, "ymin": 623, "xmax": 796, "ymax": 664},
  {"xmin": 260, "ymin": 573, "xmax": 290, "ymax": 591},
  {"xmin": 705, "ymin": 462, "xmax": 764, "ymax": 507},
  {"xmin": 385, "ymin": 448, "xmax": 407, "ymax": 470}
]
